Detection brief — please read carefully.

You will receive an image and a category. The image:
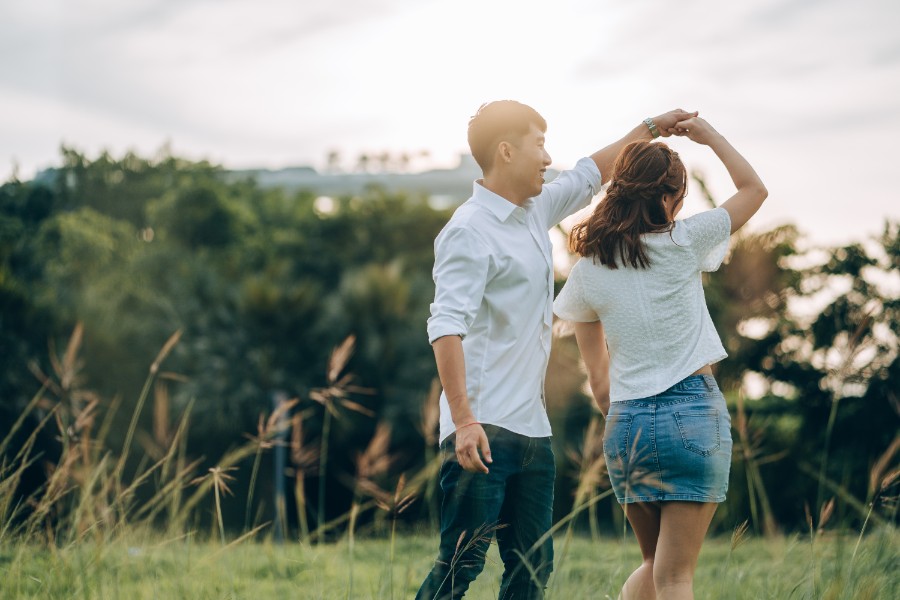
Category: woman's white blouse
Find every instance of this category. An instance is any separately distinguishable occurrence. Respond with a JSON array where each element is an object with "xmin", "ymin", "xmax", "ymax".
[{"xmin": 553, "ymin": 207, "xmax": 732, "ymax": 402}]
